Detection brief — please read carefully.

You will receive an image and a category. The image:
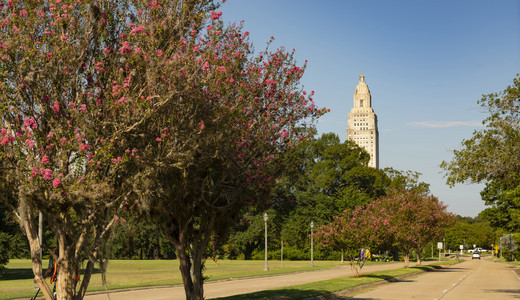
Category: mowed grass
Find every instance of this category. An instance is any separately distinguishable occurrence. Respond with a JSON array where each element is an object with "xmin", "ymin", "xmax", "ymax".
[{"xmin": 0, "ymin": 259, "xmax": 342, "ymax": 300}]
